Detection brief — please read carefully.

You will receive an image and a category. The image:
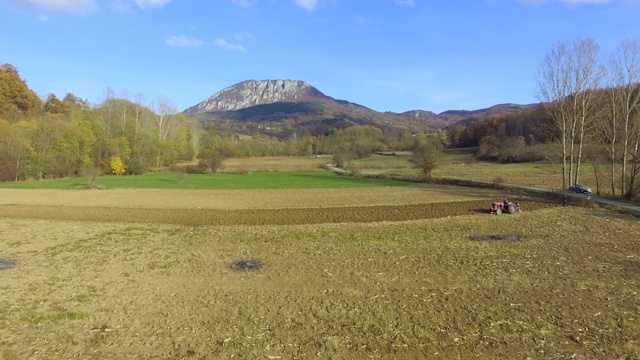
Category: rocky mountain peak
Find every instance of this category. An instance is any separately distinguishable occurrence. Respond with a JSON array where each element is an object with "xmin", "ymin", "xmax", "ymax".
[{"xmin": 184, "ymin": 79, "xmax": 330, "ymax": 114}]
